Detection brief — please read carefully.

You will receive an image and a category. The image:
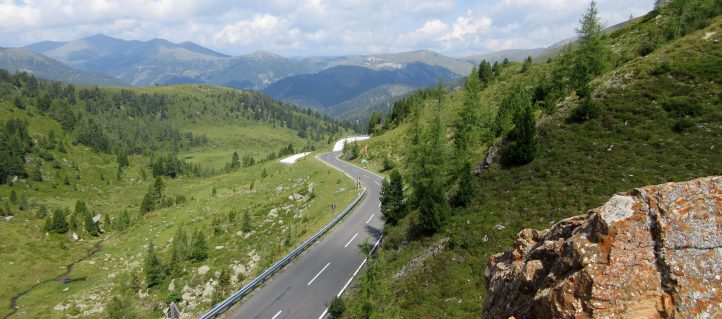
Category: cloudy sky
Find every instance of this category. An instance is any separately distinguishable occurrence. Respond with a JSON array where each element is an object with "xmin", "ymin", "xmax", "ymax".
[{"xmin": 0, "ymin": 0, "xmax": 654, "ymax": 57}]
